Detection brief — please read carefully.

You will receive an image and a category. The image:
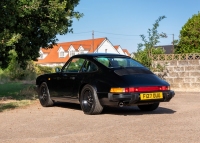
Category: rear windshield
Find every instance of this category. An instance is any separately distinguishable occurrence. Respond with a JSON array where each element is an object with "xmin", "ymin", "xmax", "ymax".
[{"xmin": 95, "ymin": 57, "xmax": 144, "ymax": 68}]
